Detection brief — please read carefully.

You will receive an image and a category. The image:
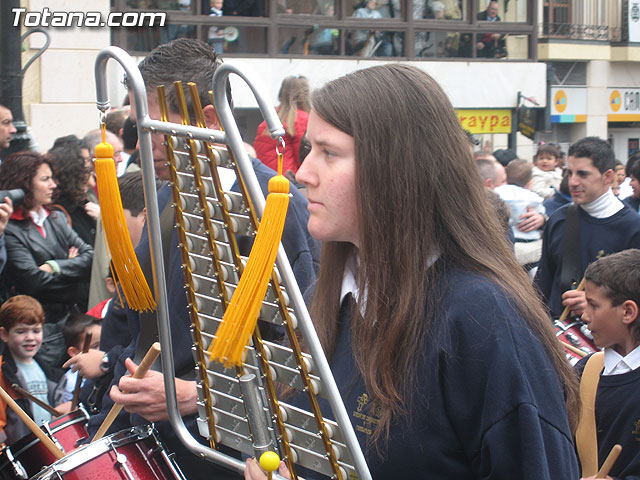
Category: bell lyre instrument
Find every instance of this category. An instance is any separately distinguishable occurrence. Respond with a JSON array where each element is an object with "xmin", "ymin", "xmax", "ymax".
[{"xmin": 94, "ymin": 47, "xmax": 371, "ymax": 480}]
